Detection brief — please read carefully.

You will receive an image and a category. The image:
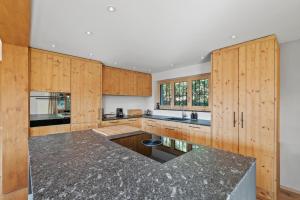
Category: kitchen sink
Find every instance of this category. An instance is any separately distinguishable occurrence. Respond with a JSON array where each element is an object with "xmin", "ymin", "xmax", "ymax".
[{"xmin": 166, "ymin": 117, "xmax": 189, "ymax": 121}]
